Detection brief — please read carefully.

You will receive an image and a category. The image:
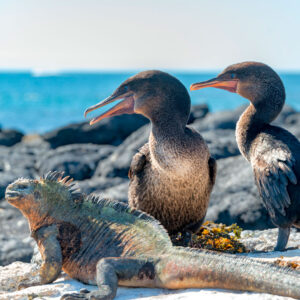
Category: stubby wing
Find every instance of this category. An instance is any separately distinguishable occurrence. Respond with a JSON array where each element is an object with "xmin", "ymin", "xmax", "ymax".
[
  {"xmin": 128, "ymin": 143, "xmax": 150, "ymax": 179},
  {"xmin": 208, "ymin": 156, "xmax": 217, "ymax": 186},
  {"xmin": 252, "ymin": 148, "xmax": 297, "ymax": 218}
]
